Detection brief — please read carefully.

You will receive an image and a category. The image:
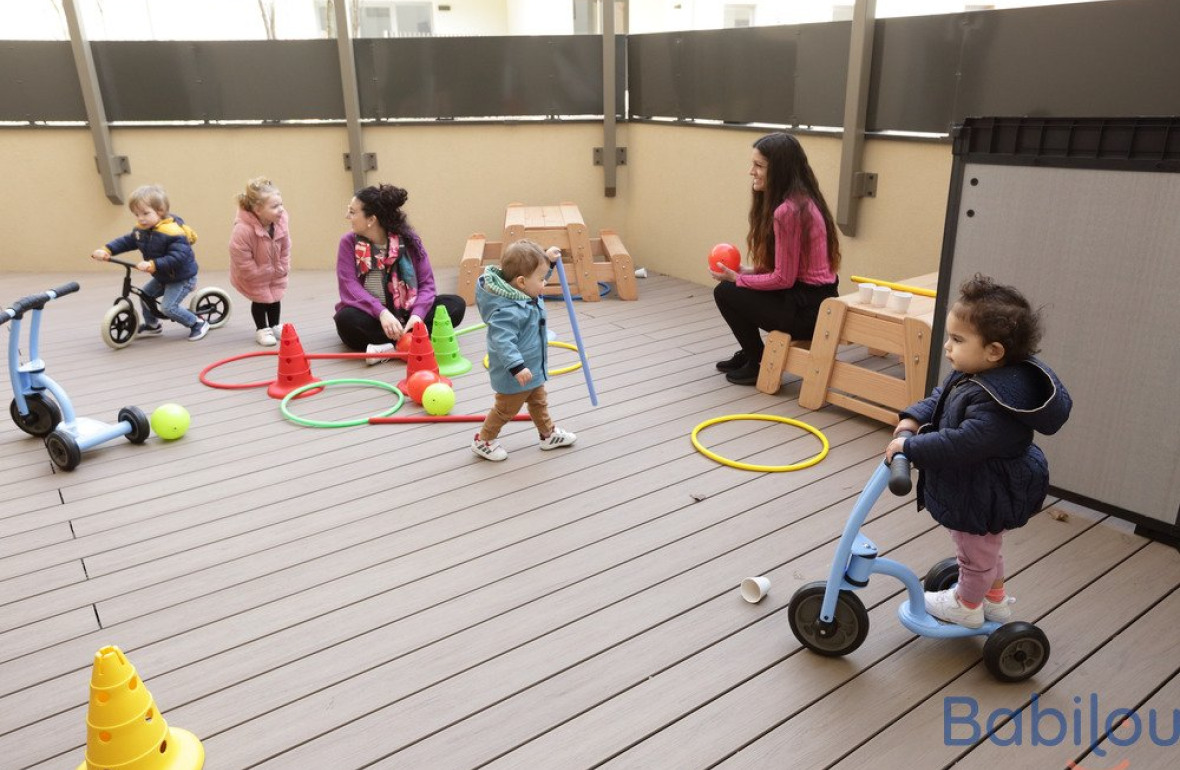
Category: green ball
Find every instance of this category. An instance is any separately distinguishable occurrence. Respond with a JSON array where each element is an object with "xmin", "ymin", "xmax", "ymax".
[
  {"xmin": 151, "ymin": 403, "xmax": 191, "ymax": 440},
  {"xmin": 421, "ymin": 383, "xmax": 455, "ymax": 416}
]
